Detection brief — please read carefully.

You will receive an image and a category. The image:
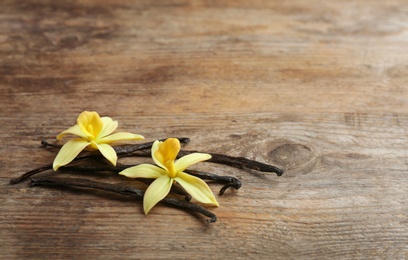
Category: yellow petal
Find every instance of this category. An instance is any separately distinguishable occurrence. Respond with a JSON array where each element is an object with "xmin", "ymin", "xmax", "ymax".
[
  {"xmin": 158, "ymin": 138, "xmax": 180, "ymax": 162},
  {"xmin": 99, "ymin": 132, "xmax": 144, "ymax": 144},
  {"xmin": 119, "ymin": 164, "xmax": 166, "ymax": 179},
  {"xmin": 56, "ymin": 124, "xmax": 87, "ymax": 140},
  {"xmin": 53, "ymin": 139, "xmax": 90, "ymax": 171},
  {"xmin": 95, "ymin": 143, "xmax": 117, "ymax": 166},
  {"xmin": 143, "ymin": 175, "xmax": 172, "ymax": 214},
  {"xmin": 153, "ymin": 138, "xmax": 180, "ymax": 173},
  {"xmin": 77, "ymin": 111, "xmax": 103, "ymax": 138},
  {"xmin": 151, "ymin": 140, "xmax": 166, "ymax": 170},
  {"xmin": 175, "ymin": 172, "xmax": 219, "ymax": 206},
  {"xmin": 174, "ymin": 153, "xmax": 212, "ymax": 172},
  {"xmin": 98, "ymin": 117, "xmax": 118, "ymax": 138}
]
